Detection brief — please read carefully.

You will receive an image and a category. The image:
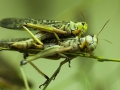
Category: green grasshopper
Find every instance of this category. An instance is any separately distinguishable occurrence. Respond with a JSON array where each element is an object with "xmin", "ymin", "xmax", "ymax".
[
  {"xmin": 0, "ymin": 13, "xmax": 88, "ymax": 47},
  {"xmin": 0, "ymin": 33, "xmax": 99, "ymax": 88}
]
